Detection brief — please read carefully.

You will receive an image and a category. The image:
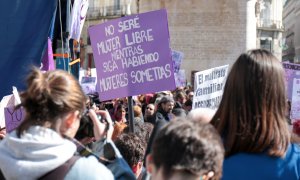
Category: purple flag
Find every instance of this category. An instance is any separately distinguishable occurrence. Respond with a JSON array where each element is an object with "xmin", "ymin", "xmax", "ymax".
[
  {"xmin": 41, "ymin": 38, "xmax": 55, "ymax": 71},
  {"xmin": 88, "ymin": 9, "xmax": 175, "ymax": 101}
]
